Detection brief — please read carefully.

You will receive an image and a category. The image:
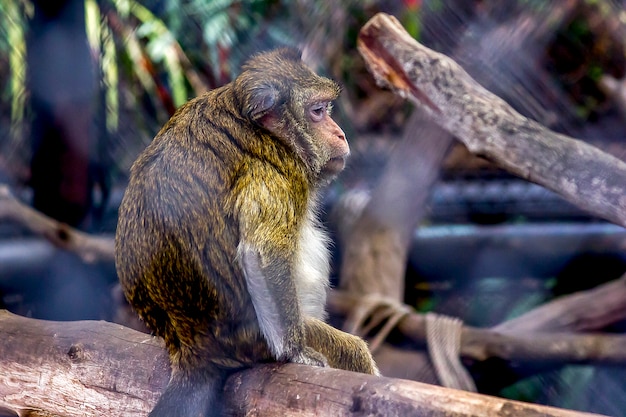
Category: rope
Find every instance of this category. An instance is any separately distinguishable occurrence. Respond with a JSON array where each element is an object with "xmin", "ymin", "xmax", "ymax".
[{"xmin": 425, "ymin": 312, "xmax": 477, "ymax": 392}]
